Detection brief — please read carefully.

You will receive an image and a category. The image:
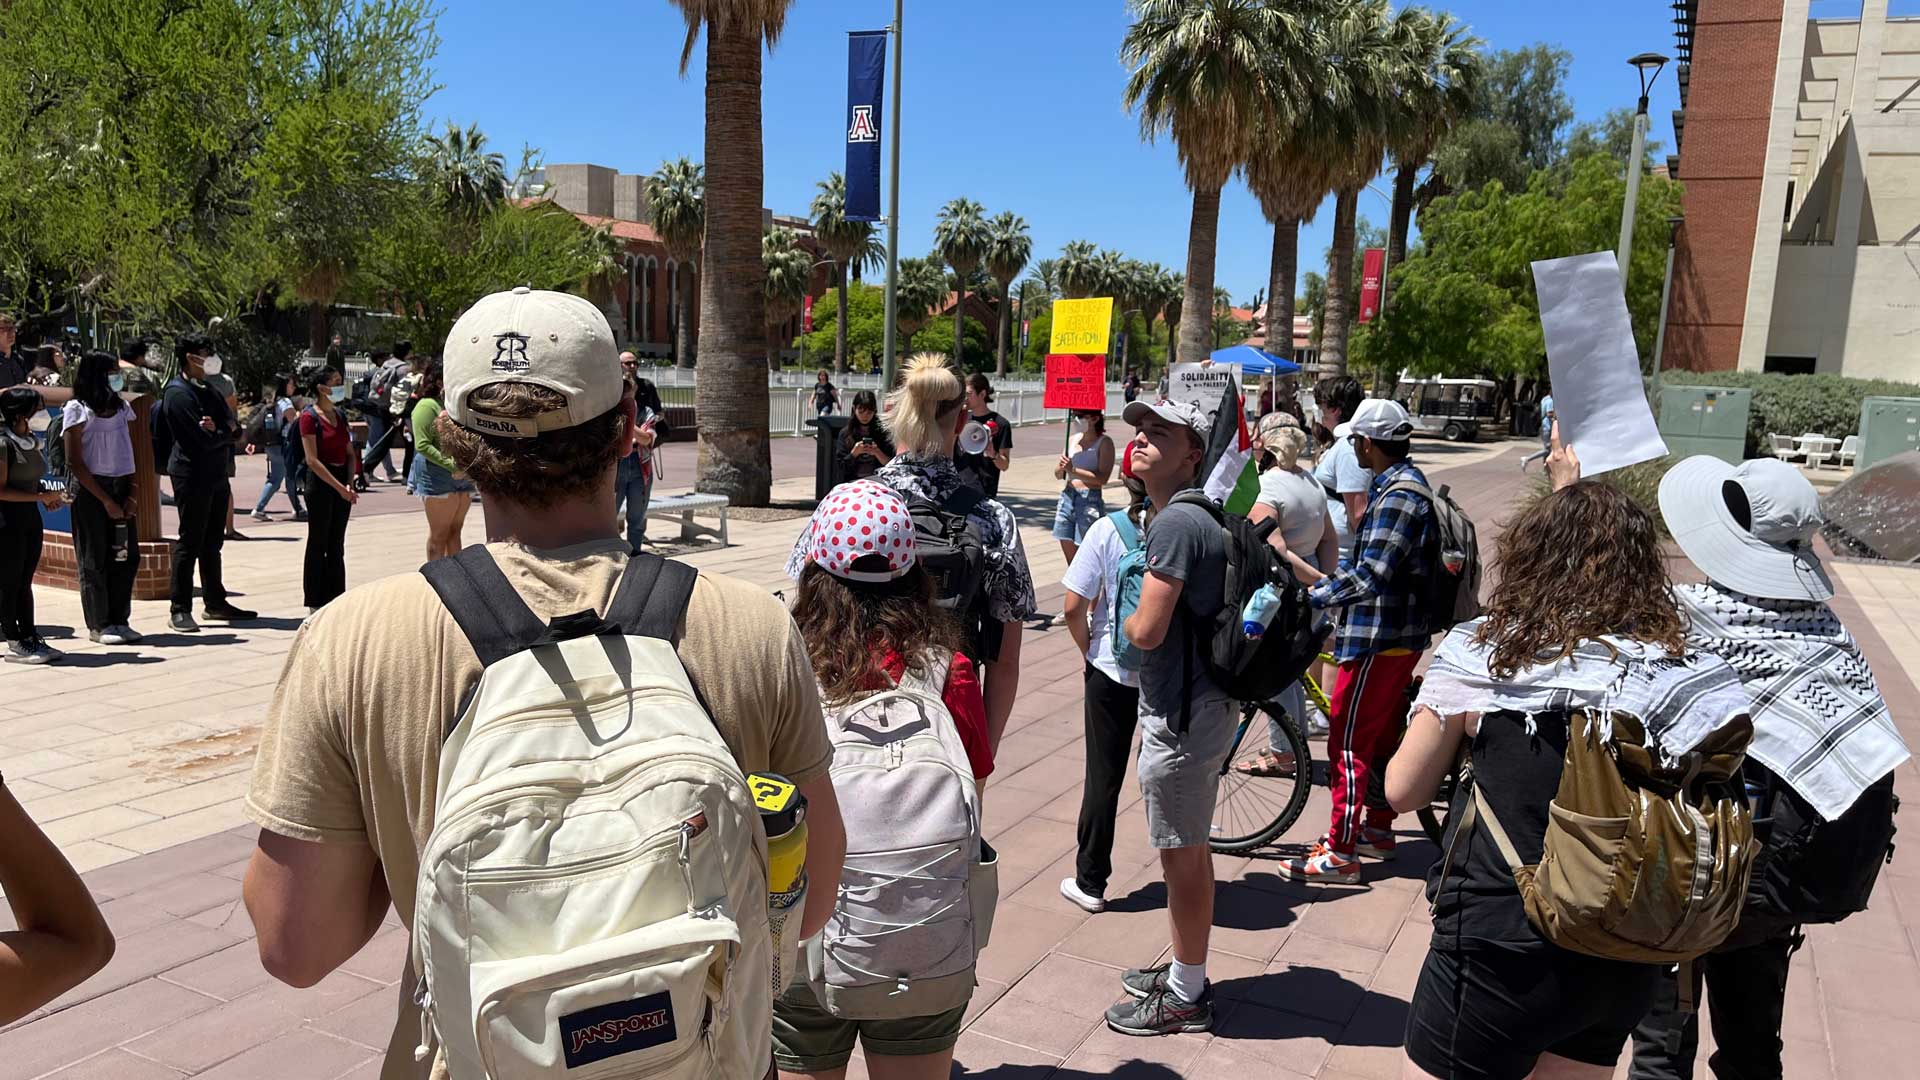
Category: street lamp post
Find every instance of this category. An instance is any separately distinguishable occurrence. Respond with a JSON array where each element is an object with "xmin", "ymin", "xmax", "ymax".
[
  {"xmin": 1648, "ymin": 215, "xmax": 1683, "ymax": 408},
  {"xmin": 878, "ymin": 0, "xmax": 905, "ymax": 394},
  {"xmin": 1617, "ymin": 51, "xmax": 1670, "ymax": 289}
]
